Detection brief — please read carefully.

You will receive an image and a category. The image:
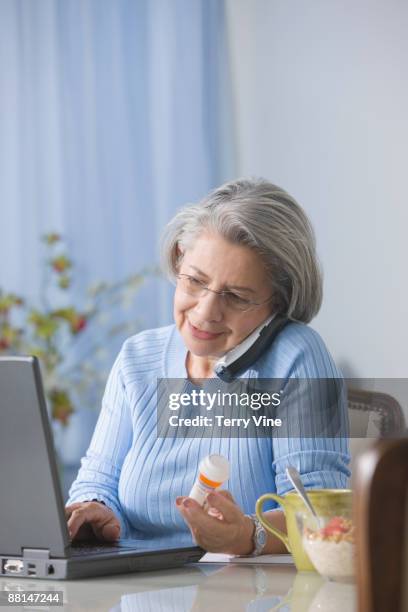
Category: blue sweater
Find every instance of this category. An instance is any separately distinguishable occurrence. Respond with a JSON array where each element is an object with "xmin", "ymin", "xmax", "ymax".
[{"xmin": 68, "ymin": 323, "xmax": 350, "ymax": 547}]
